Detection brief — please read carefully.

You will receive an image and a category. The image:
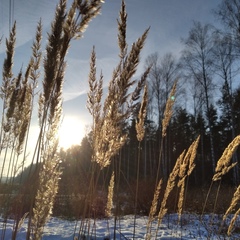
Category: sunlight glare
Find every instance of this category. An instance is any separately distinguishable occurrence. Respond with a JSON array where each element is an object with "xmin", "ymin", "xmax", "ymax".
[{"xmin": 58, "ymin": 116, "xmax": 85, "ymax": 149}]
